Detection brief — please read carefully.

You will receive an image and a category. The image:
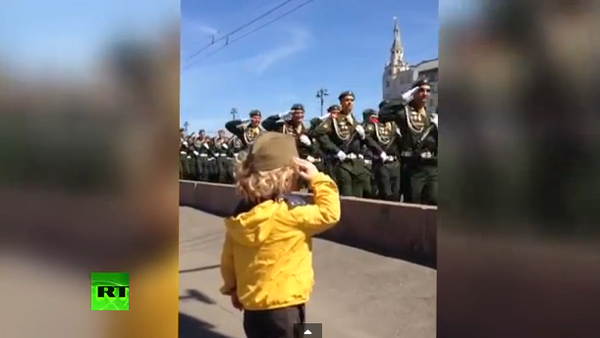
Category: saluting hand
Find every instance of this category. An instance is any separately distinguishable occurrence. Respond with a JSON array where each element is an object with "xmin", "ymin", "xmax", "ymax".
[{"xmin": 294, "ymin": 157, "xmax": 319, "ymax": 181}]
